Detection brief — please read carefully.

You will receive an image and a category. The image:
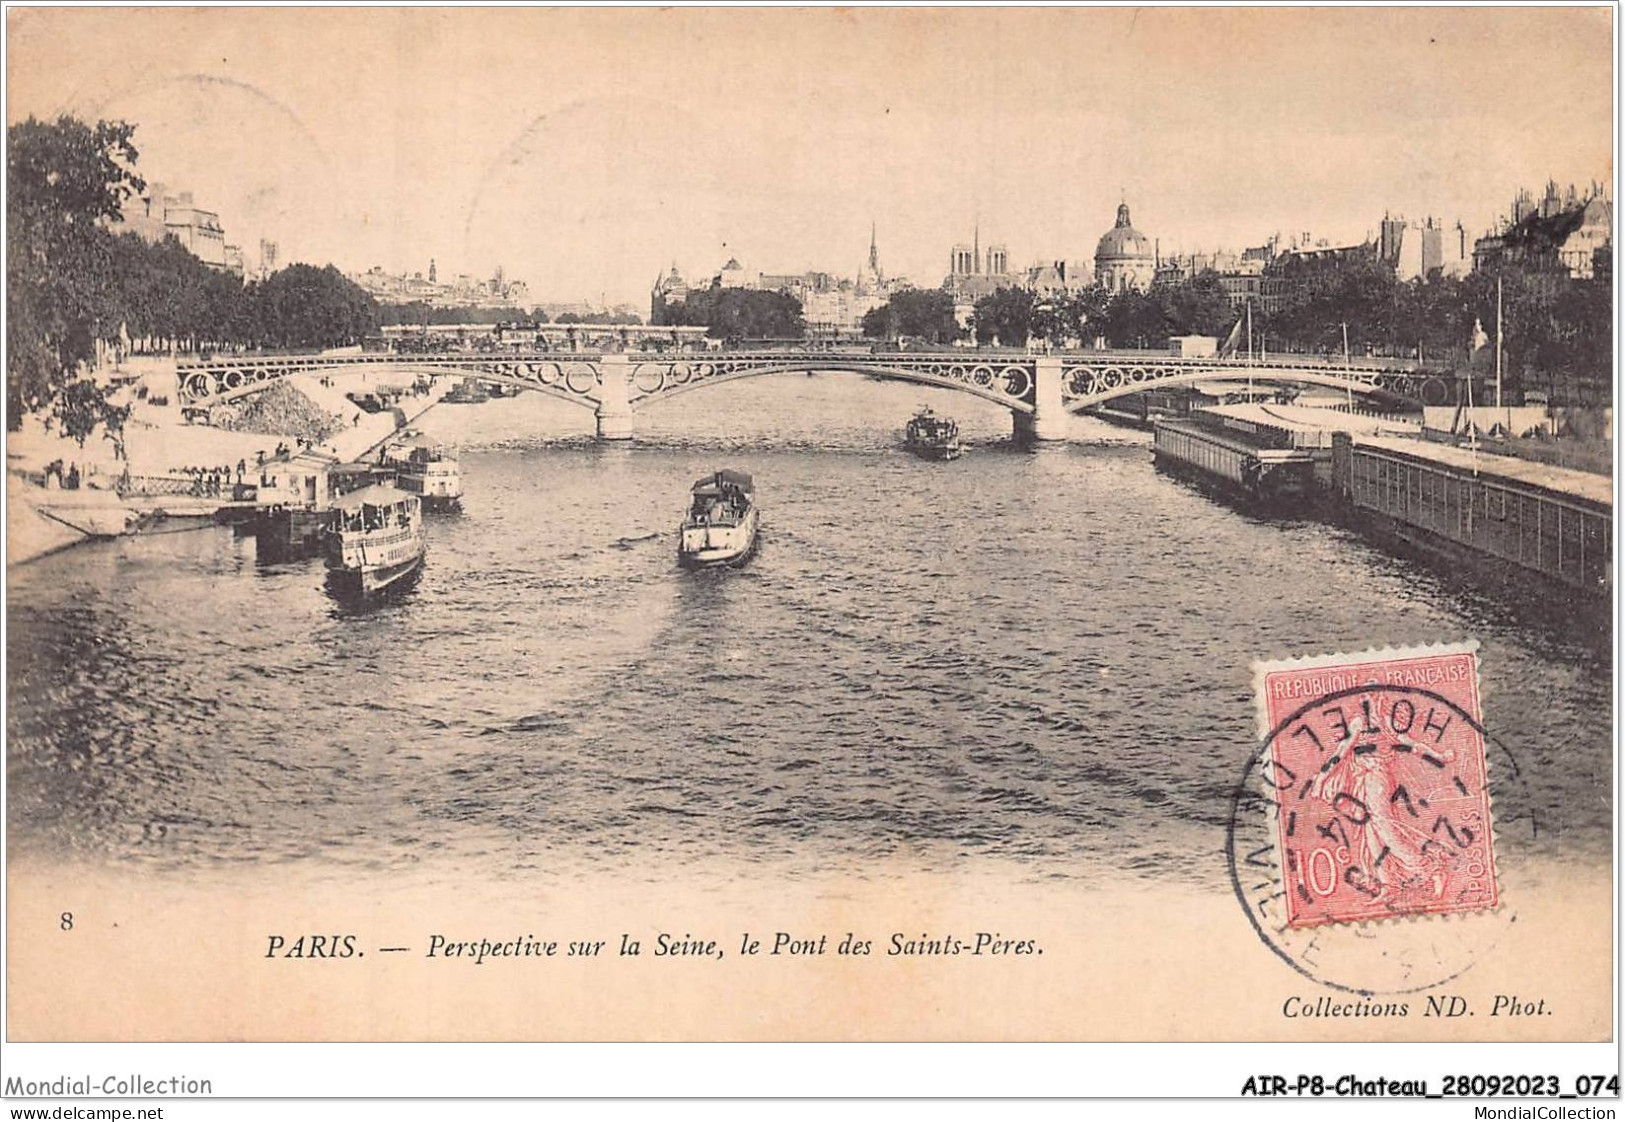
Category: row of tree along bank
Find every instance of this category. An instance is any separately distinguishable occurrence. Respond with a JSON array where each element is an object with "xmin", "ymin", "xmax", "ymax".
[
  {"xmin": 8, "ymin": 115, "xmax": 383, "ymax": 443},
  {"xmin": 375, "ymin": 303, "xmax": 642, "ymax": 328}
]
